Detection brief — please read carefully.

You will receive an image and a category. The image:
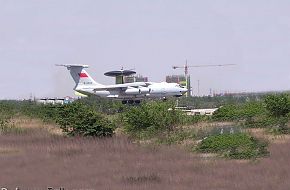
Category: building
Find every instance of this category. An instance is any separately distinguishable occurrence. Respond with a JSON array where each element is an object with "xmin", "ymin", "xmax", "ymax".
[
  {"xmin": 166, "ymin": 75, "xmax": 191, "ymax": 96},
  {"xmin": 36, "ymin": 97, "xmax": 74, "ymax": 105}
]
